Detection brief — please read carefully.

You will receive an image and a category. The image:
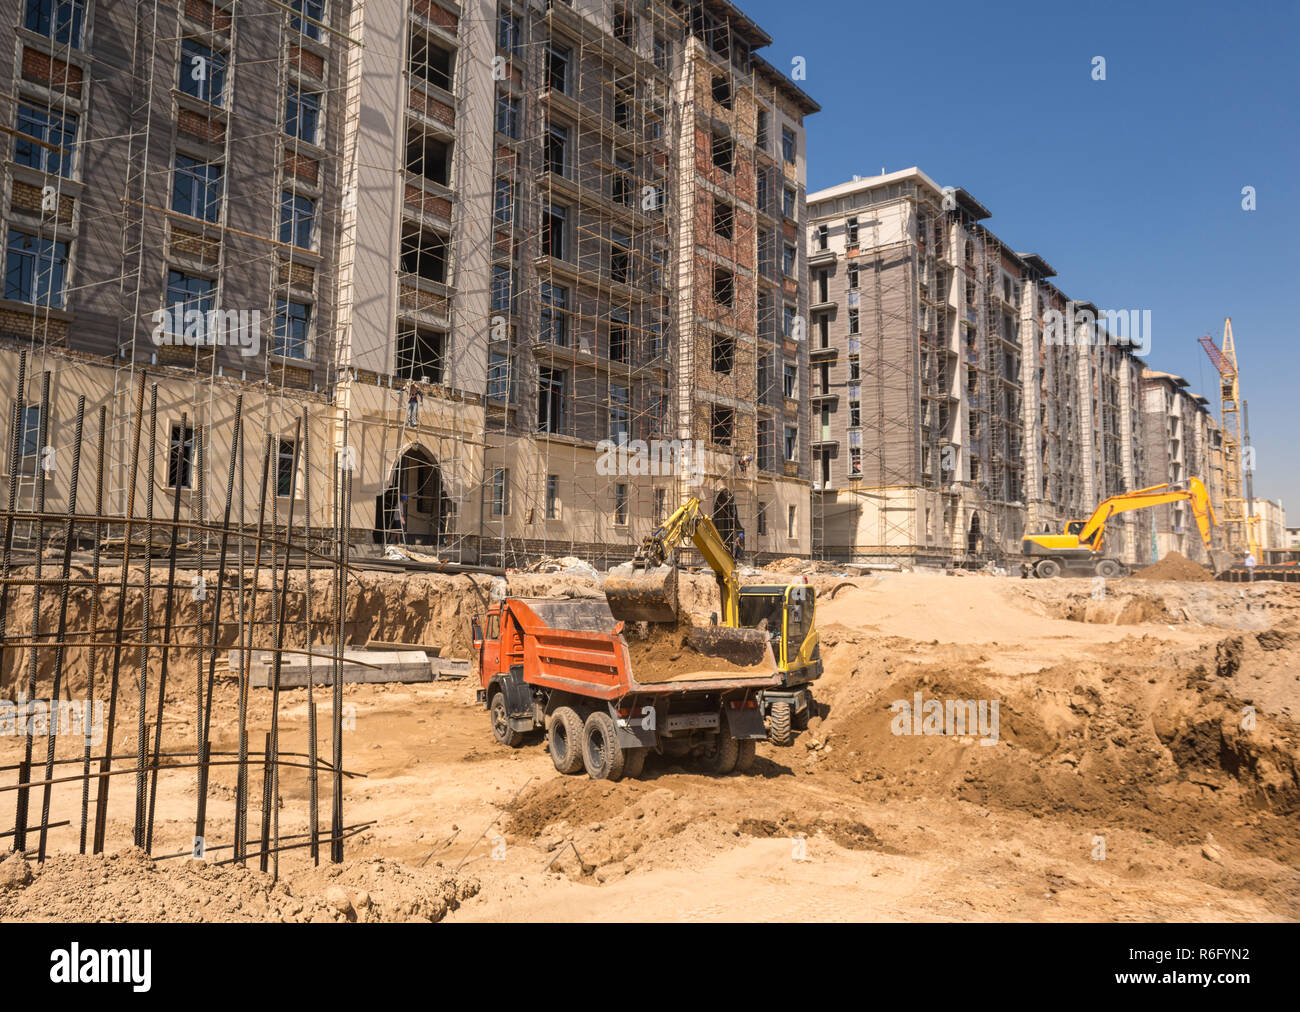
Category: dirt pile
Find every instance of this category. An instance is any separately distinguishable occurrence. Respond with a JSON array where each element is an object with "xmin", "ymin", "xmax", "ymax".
[
  {"xmin": 1132, "ymin": 551, "xmax": 1213, "ymax": 582},
  {"xmin": 0, "ymin": 849, "xmax": 477, "ymax": 923}
]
